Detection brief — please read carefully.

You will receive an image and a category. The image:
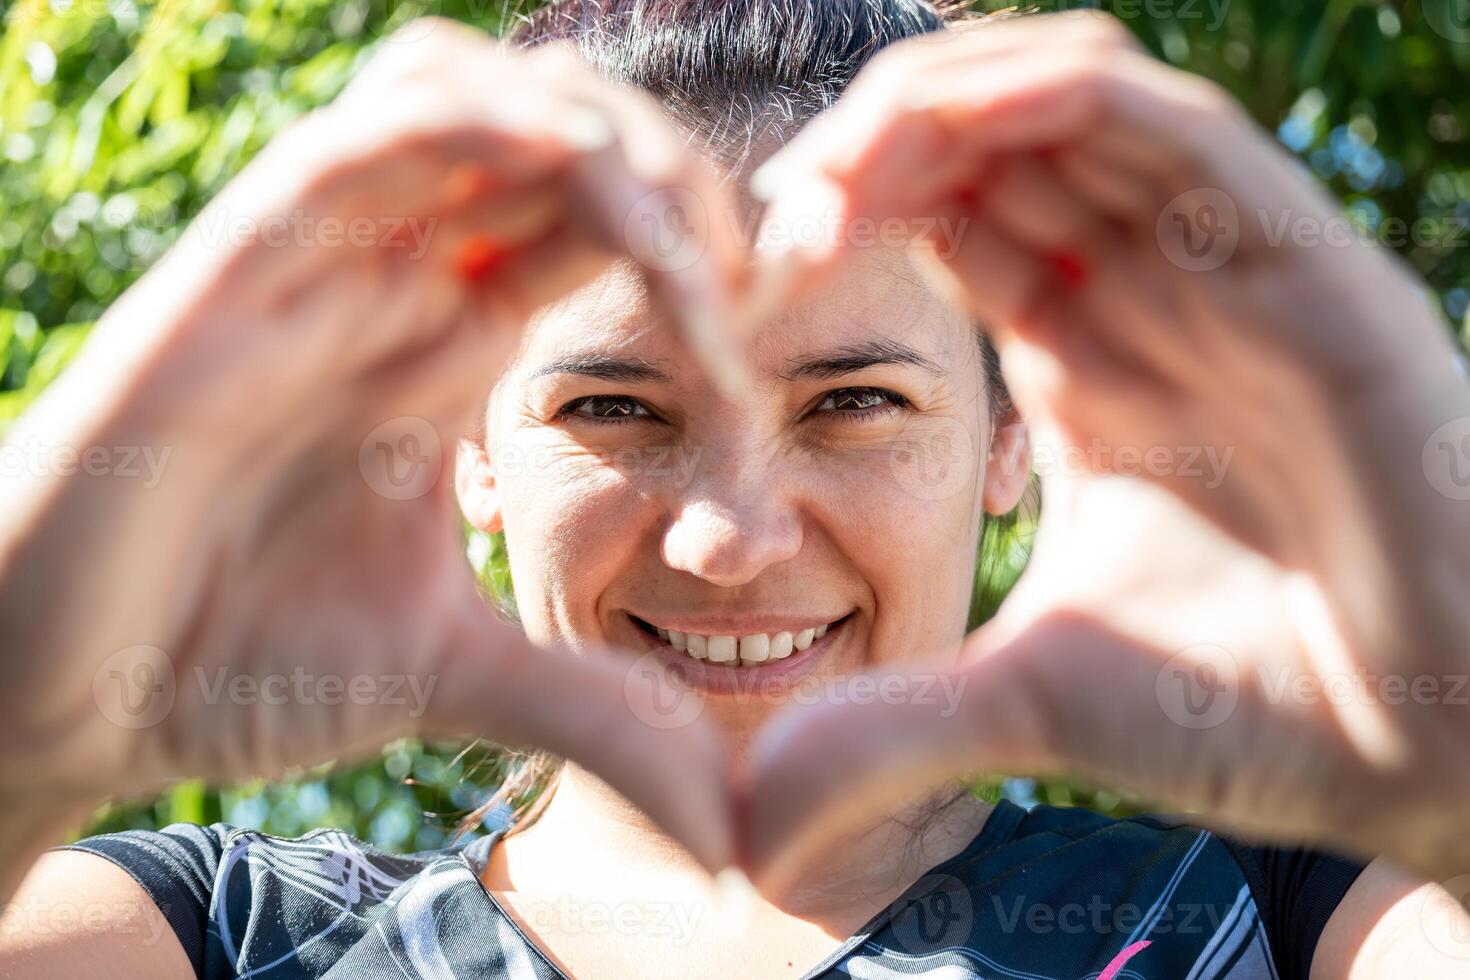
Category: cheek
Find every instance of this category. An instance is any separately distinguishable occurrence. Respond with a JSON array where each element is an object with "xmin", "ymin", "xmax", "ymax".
[
  {"xmin": 816, "ymin": 418, "xmax": 987, "ymax": 661},
  {"xmin": 493, "ymin": 442, "xmax": 651, "ymax": 642}
]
